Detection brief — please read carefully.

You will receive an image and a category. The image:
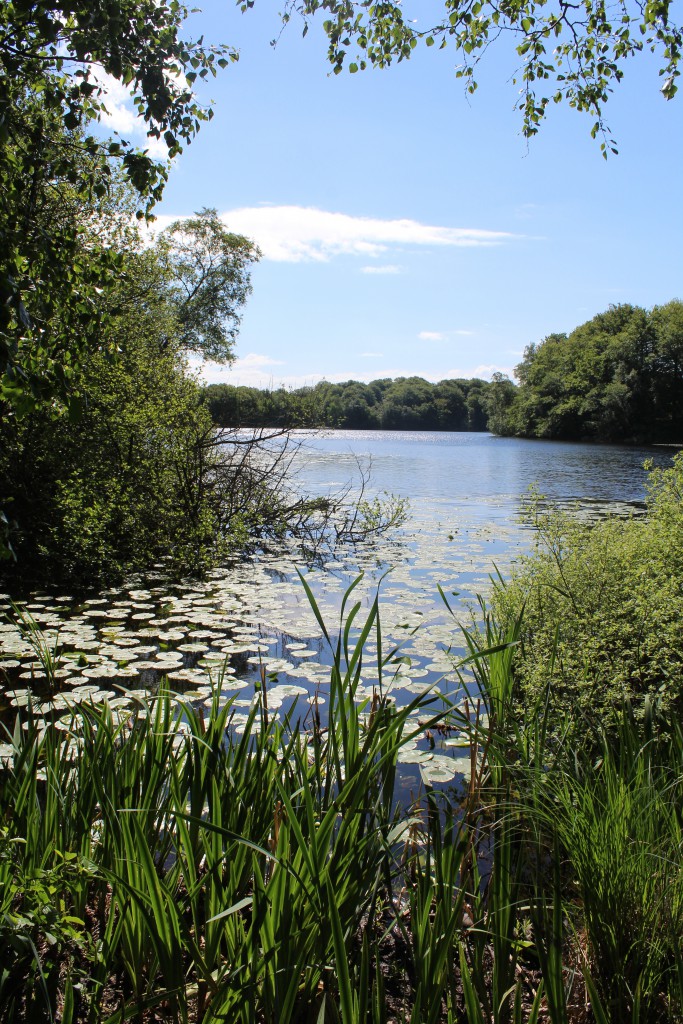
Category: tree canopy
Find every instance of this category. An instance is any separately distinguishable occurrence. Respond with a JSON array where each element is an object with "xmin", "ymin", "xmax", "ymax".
[
  {"xmin": 269, "ymin": 0, "xmax": 681, "ymax": 151},
  {"xmin": 158, "ymin": 210, "xmax": 261, "ymax": 363},
  {"xmin": 202, "ymin": 375, "xmax": 493, "ymax": 431},
  {"xmin": 1, "ymin": 195, "xmax": 283, "ymax": 584},
  {"xmin": 0, "ymin": 0, "xmax": 236, "ymax": 413},
  {"xmin": 496, "ymin": 300, "xmax": 683, "ymax": 442}
]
